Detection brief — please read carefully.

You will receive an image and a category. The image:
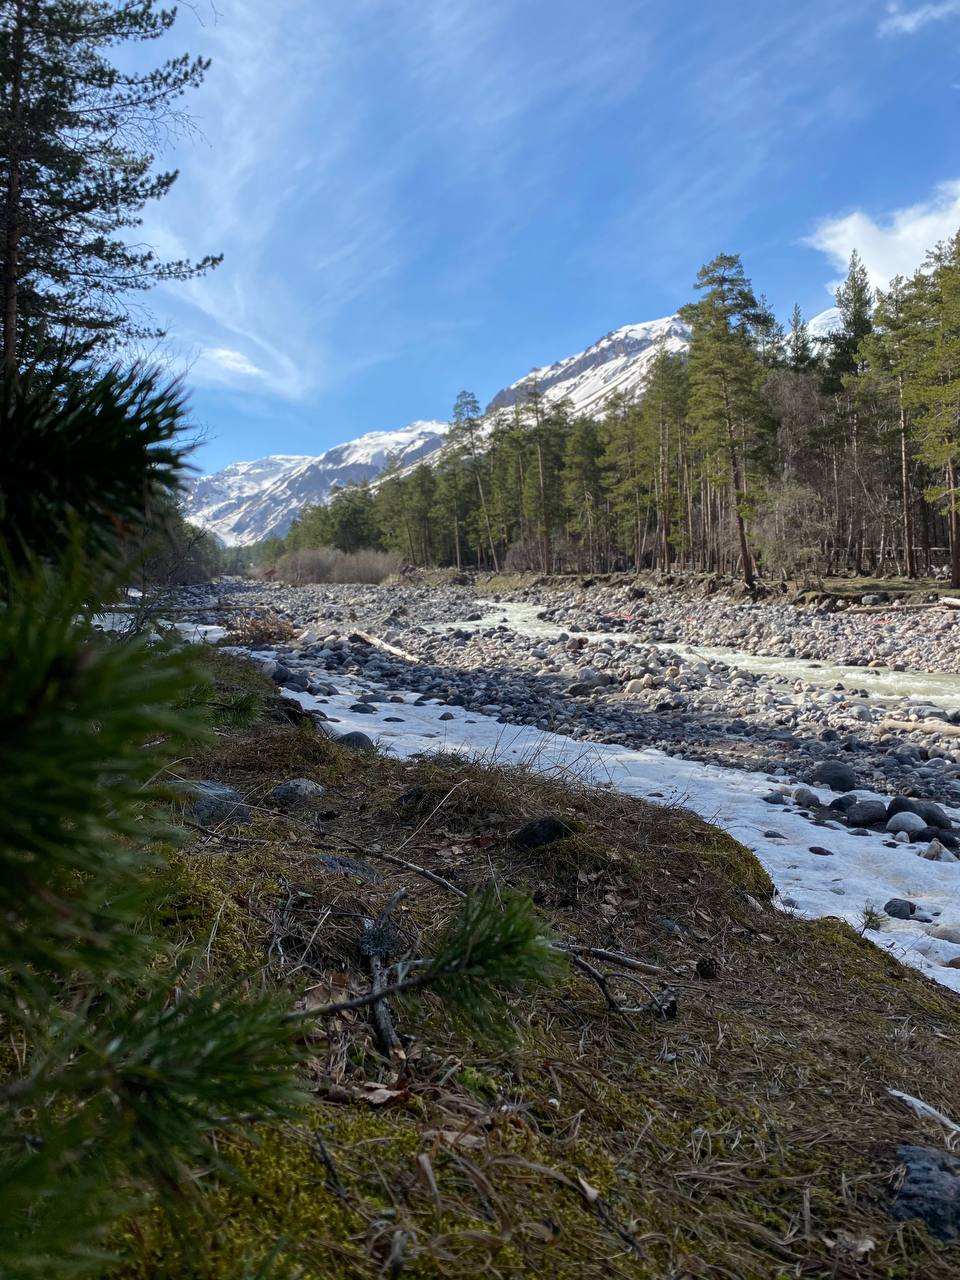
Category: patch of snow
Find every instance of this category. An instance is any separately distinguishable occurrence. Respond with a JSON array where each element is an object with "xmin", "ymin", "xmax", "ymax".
[{"xmin": 284, "ymin": 676, "xmax": 960, "ymax": 995}]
